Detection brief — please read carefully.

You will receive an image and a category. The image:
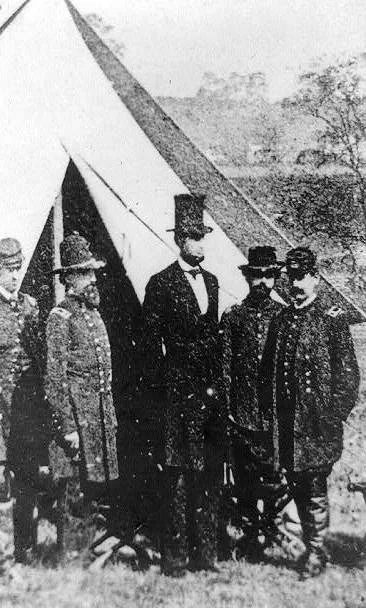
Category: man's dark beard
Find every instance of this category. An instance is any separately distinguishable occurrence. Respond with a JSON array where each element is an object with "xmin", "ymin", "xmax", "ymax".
[
  {"xmin": 250, "ymin": 283, "xmax": 272, "ymax": 301},
  {"xmin": 181, "ymin": 252, "xmax": 204, "ymax": 267},
  {"xmin": 80, "ymin": 284, "xmax": 100, "ymax": 309}
]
